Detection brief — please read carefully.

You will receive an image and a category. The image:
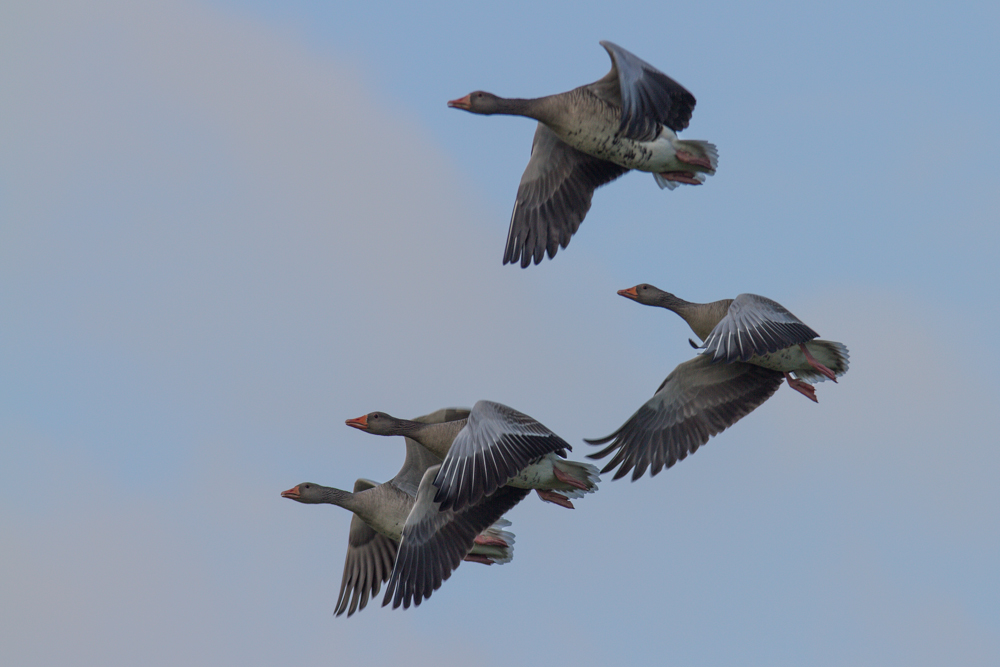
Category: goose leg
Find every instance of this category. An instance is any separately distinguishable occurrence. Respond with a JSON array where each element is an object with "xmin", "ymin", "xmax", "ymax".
[
  {"xmin": 675, "ymin": 150, "xmax": 714, "ymax": 170},
  {"xmin": 463, "ymin": 554, "xmax": 493, "ymax": 565},
  {"xmin": 473, "ymin": 534, "xmax": 509, "ymax": 548},
  {"xmin": 553, "ymin": 465, "xmax": 589, "ymax": 490},
  {"xmin": 799, "ymin": 343, "xmax": 838, "ymax": 382},
  {"xmin": 657, "ymin": 171, "xmax": 701, "ymax": 185},
  {"xmin": 785, "ymin": 372, "xmax": 818, "ymax": 402},
  {"xmin": 535, "ymin": 489, "xmax": 575, "ymax": 509}
]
